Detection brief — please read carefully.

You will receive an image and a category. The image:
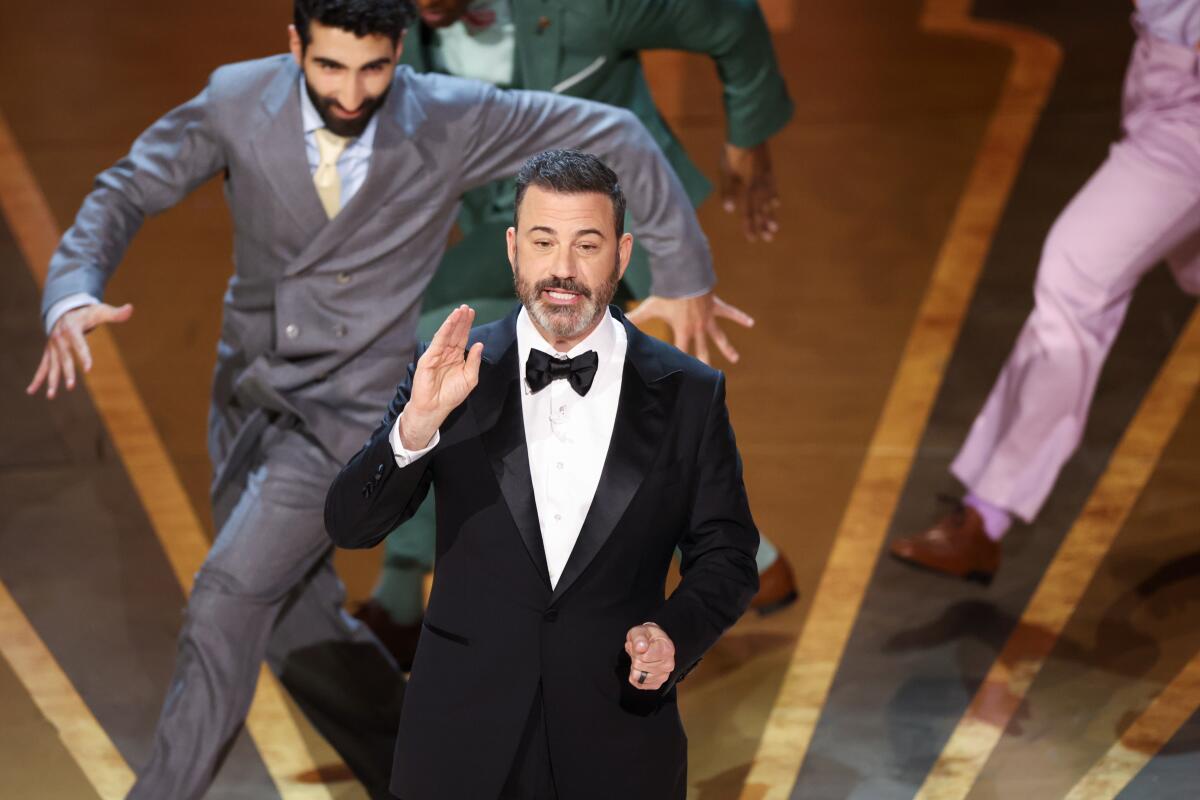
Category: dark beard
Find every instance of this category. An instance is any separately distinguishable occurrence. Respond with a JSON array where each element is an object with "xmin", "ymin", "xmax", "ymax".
[{"xmin": 305, "ymin": 81, "xmax": 390, "ymax": 138}]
